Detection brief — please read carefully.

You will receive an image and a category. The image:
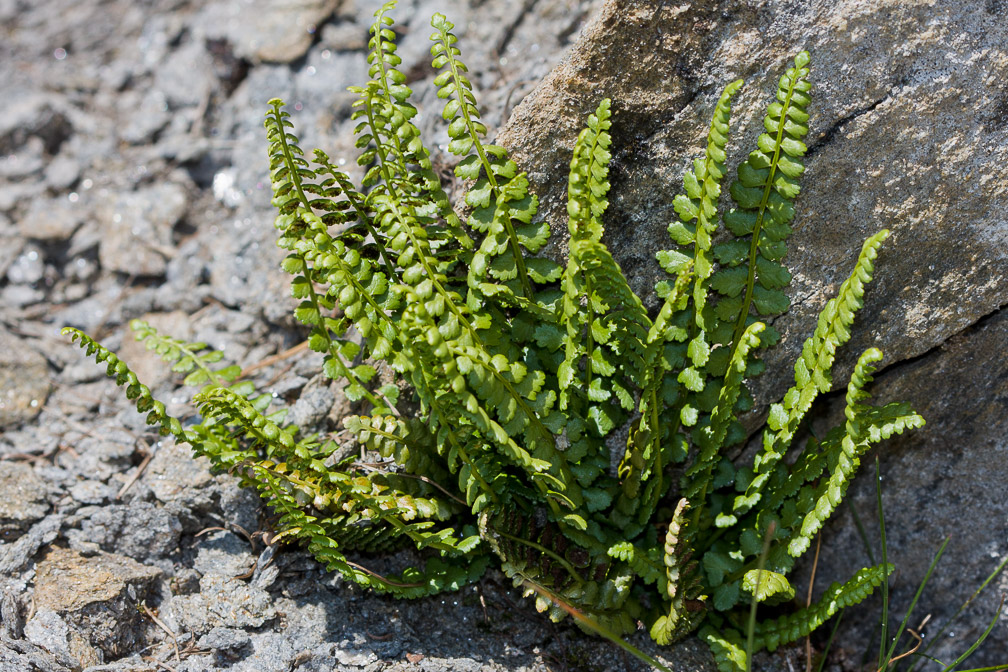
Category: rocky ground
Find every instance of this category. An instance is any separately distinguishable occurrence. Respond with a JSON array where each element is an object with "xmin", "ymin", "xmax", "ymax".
[{"xmin": 2, "ymin": 0, "xmax": 1006, "ymax": 671}]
